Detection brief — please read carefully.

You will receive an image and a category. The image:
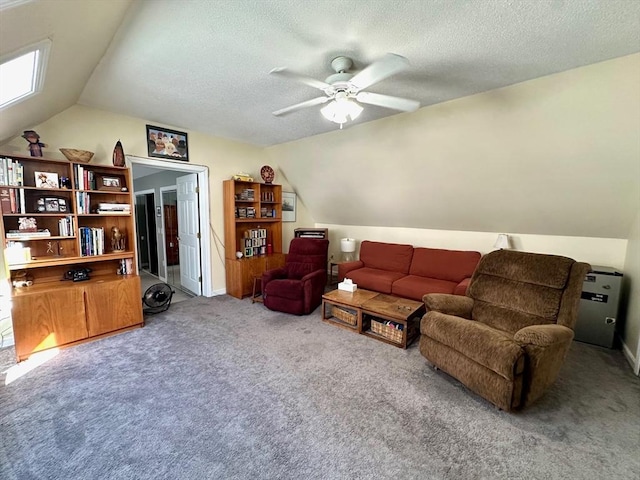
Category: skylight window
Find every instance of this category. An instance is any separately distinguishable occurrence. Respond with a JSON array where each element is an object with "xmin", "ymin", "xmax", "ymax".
[{"xmin": 0, "ymin": 39, "xmax": 51, "ymax": 110}]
